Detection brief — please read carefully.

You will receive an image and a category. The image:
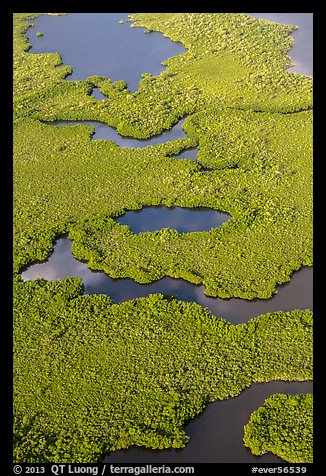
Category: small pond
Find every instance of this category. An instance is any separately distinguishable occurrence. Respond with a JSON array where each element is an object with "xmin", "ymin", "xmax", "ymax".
[{"xmin": 116, "ymin": 206, "xmax": 230, "ymax": 233}]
